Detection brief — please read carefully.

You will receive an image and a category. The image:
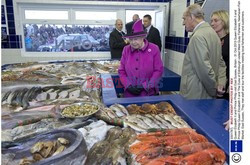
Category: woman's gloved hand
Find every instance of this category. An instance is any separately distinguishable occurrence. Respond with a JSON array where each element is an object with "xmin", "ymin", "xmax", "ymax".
[{"xmin": 127, "ymin": 85, "xmax": 143, "ymax": 95}]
